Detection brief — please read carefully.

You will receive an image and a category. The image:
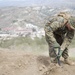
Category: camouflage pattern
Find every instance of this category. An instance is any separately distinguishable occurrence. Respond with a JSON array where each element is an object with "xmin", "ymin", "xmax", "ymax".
[
  {"xmin": 44, "ymin": 16, "xmax": 74, "ymax": 60},
  {"xmin": 68, "ymin": 16, "xmax": 75, "ymax": 29}
]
